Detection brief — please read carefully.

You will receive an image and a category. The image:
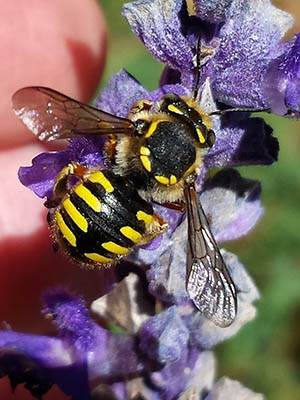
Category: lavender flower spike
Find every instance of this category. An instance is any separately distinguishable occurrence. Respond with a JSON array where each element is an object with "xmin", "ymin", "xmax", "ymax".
[
  {"xmin": 8, "ymin": 0, "xmax": 299, "ymax": 397},
  {"xmin": 0, "ymin": 288, "xmax": 144, "ymax": 399}
]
